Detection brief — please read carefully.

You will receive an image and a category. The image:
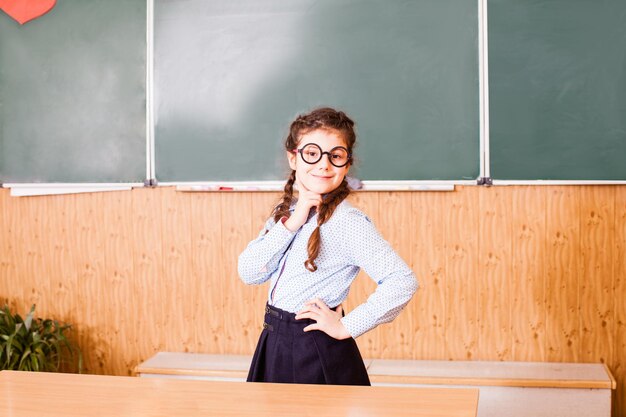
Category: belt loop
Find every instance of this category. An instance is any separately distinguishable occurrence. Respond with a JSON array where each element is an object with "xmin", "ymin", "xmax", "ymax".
[{"xmin": 265, "ymin": 304, "xmax": 282, "ymax": 319}]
